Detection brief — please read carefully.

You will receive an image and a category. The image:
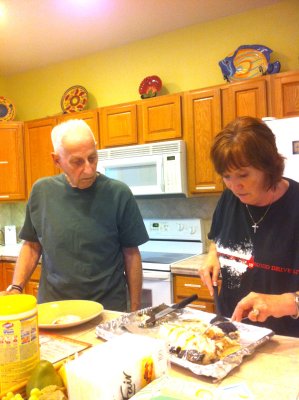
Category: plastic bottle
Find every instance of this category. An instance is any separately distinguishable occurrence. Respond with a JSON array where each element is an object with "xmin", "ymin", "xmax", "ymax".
[{"xmin": 0, "ymin": 294, "xmax": 40, "ymax": 394}]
